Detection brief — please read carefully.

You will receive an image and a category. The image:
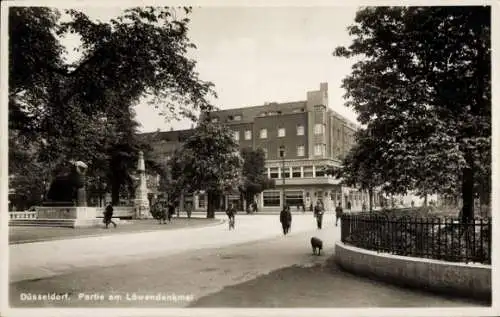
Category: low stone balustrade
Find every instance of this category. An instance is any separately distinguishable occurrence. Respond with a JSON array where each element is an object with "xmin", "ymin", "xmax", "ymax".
[{"xmin": 9, "ymin": 211, "xmax": 37, "ymax": 219}]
